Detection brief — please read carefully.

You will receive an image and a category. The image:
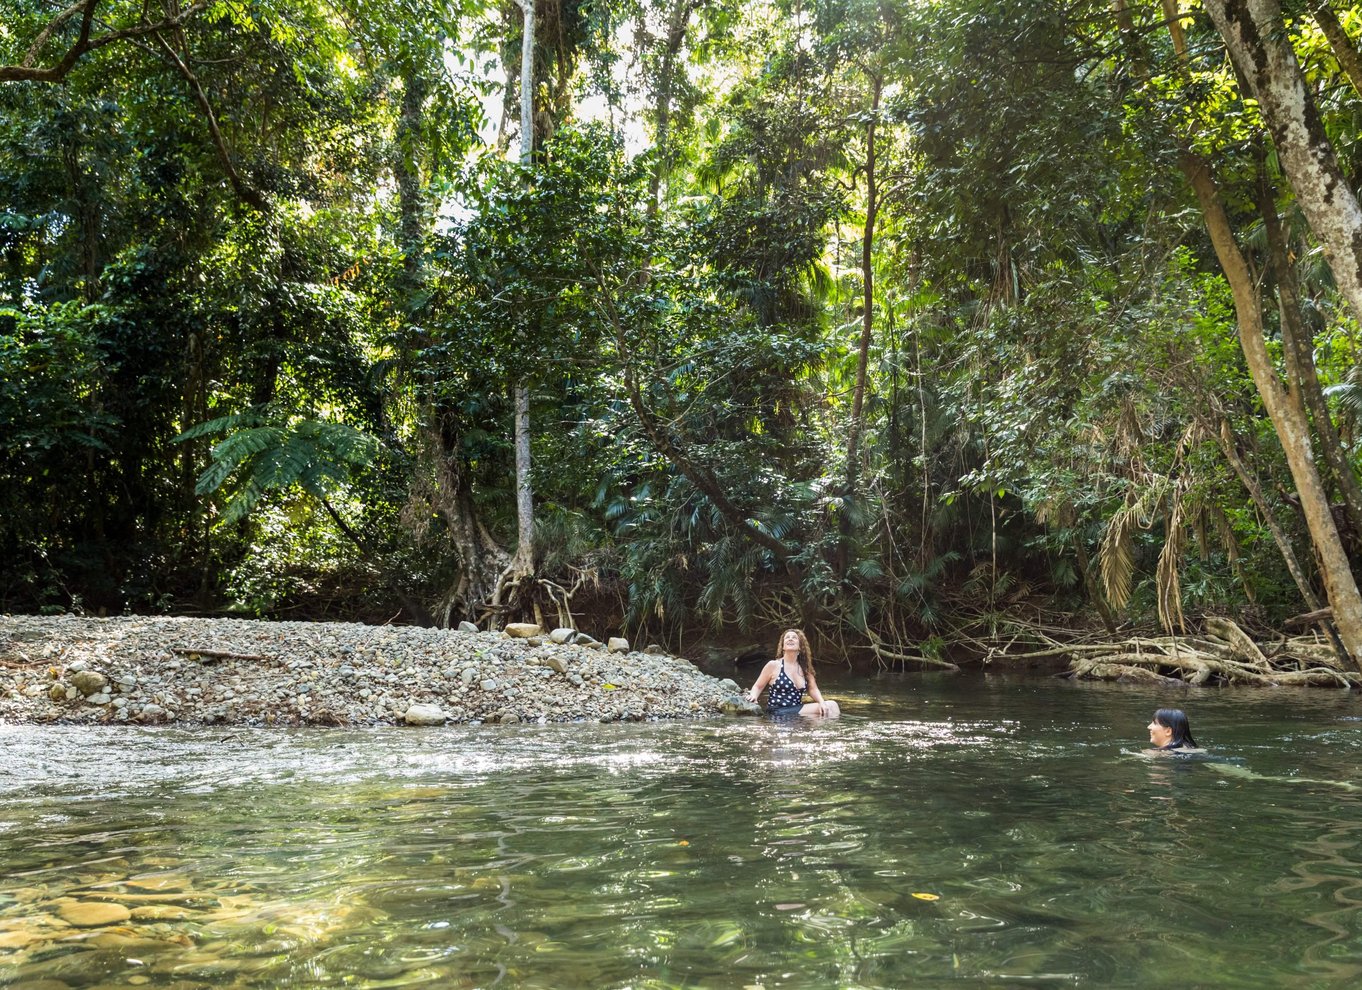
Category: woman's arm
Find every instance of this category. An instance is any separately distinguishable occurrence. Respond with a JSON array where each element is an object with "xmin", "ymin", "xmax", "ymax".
[
  {"xmin": 806, "ymin": 672, "xmax": 830, "ymax": 714},
  {"xmin": 747, "ymin": 661, "xmax": 777, "ymax": 702}
]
